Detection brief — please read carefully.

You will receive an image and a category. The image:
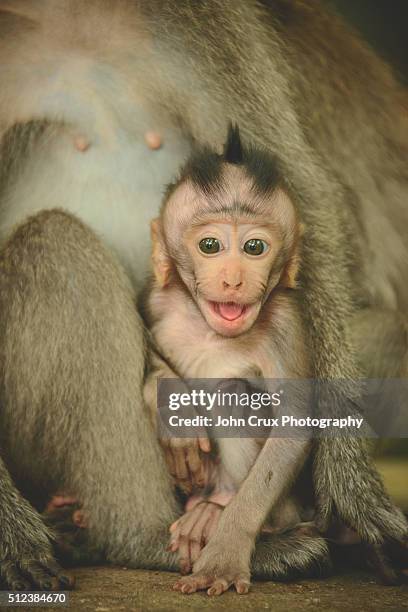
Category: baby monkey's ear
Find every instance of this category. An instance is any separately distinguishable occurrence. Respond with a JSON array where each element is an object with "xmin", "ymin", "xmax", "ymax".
[
  {"xmin": 150, "ymin": 218, "xmax": 172, "ymax": 288},
  {"xmin": 281, "ymin": 250, "xmax": 300, "ymax": 289},
  {"xmin": 280, "ymin": 223, "xmax": 304, "ymax": 289}
]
